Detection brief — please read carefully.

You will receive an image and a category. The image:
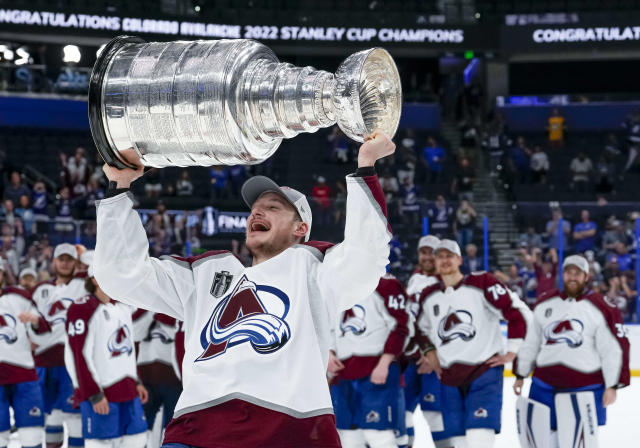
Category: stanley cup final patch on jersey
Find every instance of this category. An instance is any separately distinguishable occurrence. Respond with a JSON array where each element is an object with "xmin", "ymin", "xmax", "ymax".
[
  {"xmin": 198, "ymin": 274, "xmax": 291, "ymax": 361},
  {"xmin": 211, "ymin": 271, "xmax": 234, "ymax": 298}
]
